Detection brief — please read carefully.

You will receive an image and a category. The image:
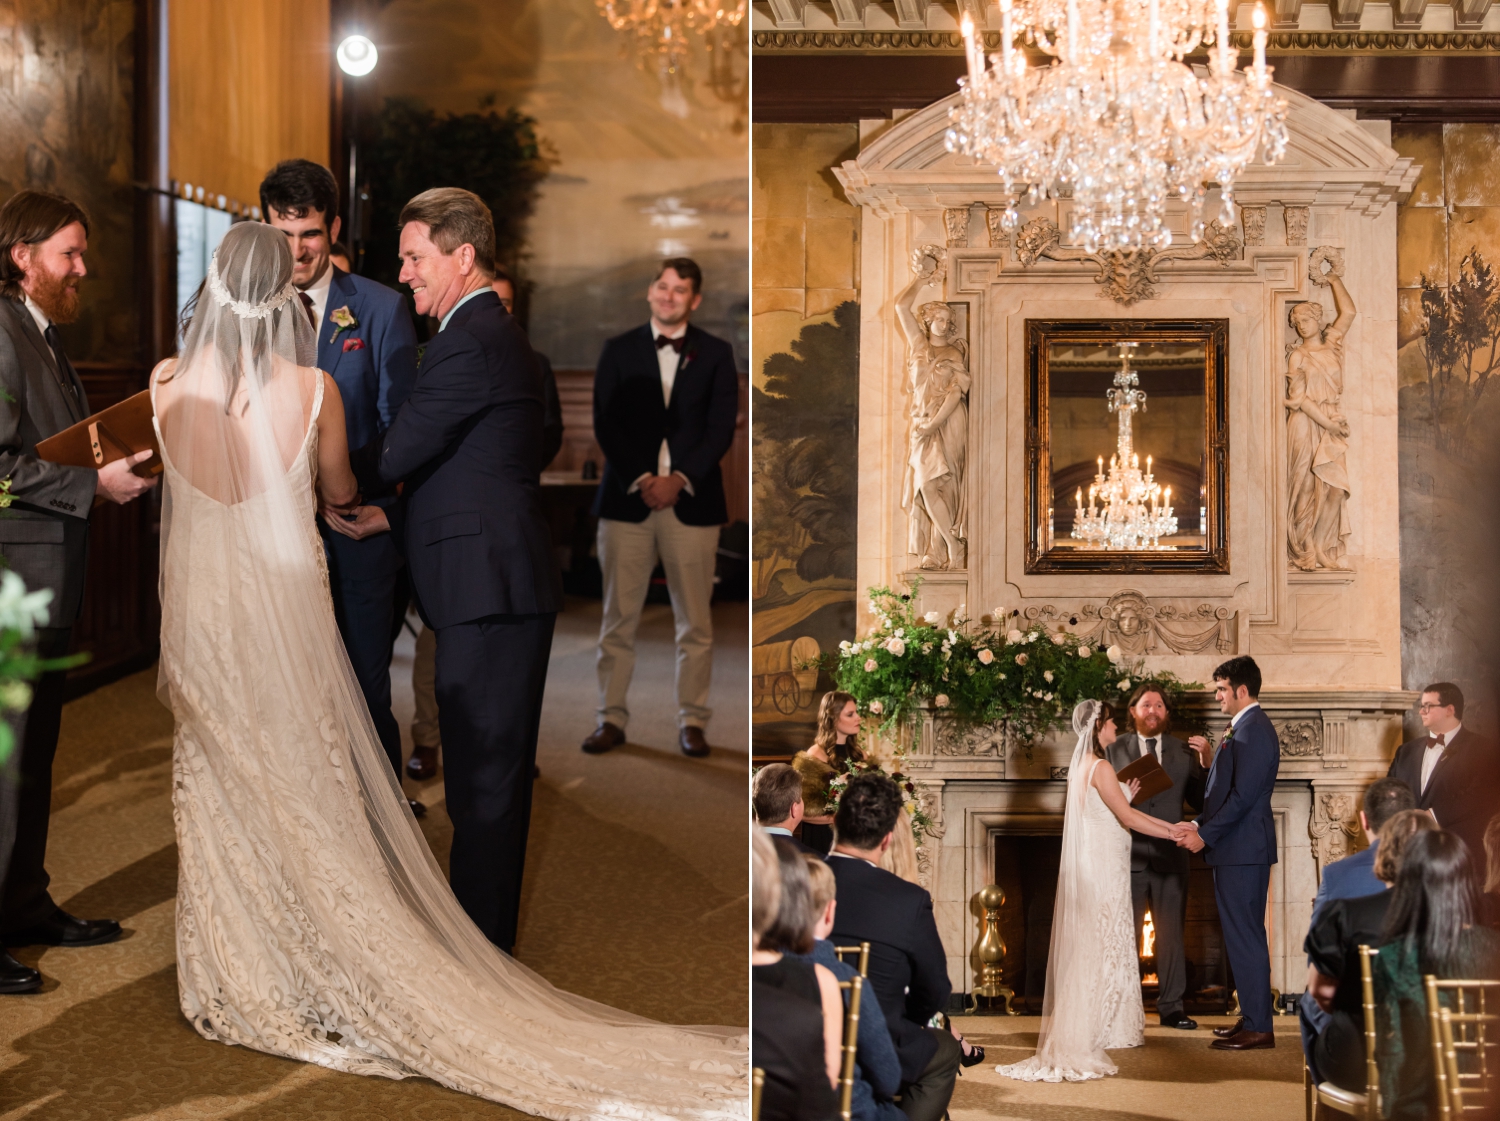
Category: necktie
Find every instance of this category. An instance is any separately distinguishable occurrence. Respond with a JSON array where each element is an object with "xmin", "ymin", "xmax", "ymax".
[
  {"xmin": 42, "ymin": 325, "xmax": 78, "ymax": 402},
  {"xmin": 1145, "ymin": 737, "xmax": 1159, "ymax": 765},
  {"xmin": 299, "ymin": 292, "xmax": 316, "ymax": 328},
  {"xmin": 655, "ymin": 333, "xmax": 685, "ymax": 353}
]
